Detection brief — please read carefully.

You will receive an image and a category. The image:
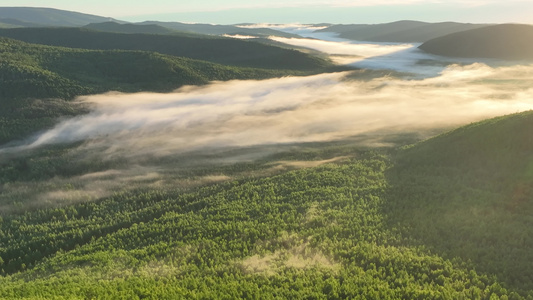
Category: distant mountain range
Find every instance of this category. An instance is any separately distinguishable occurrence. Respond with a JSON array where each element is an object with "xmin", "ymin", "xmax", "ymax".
[
  {"xmin": 136, "ymin": 21, "xmax": 300, "ymax": 38},
  {"xmin": 0, "ymin": 7, "xmax": 121, "ymax": 27},
  {"xmin": 317, "ymin": 20, "xmax": 489, "ymax": 43},
  {"xmin": 0, "ymin": 7, "xmax": 298, "ymax": 38},
  {"xmin": 419, "ymin": 24, "xmax": 533, "ymax": 60},
  {"xmin": 2, "ymin": 7, "xmax": 532, "ymax": 63}
]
